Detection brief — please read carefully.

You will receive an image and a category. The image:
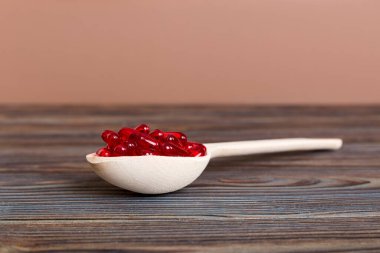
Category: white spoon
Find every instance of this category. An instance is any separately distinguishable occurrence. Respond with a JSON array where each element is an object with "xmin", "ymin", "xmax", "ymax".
[{"xmin": 86, "ymin": 138, "xmax": 342, "ymax": 194}]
